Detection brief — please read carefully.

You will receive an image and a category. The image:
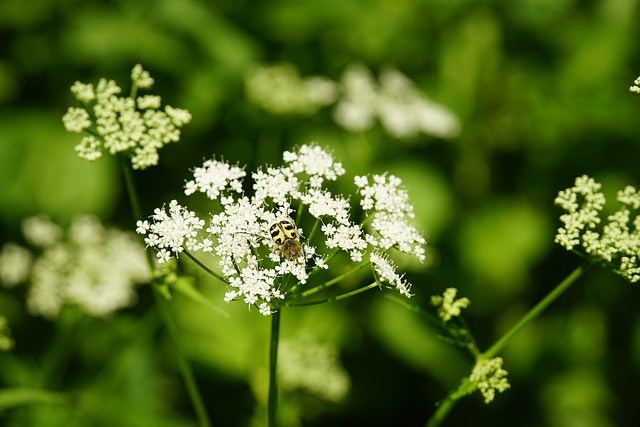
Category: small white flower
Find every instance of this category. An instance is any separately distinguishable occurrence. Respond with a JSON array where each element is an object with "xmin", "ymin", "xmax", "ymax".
[
  {"xmin": 370, "ymin": 252, "xmax": 412, "ymax": 297},
  {"xmin": 184, "ymin": 158, "xmax": 246, "ymax": 200},
  {"xmin": 283, "ymin": 144, "xmax": 346, "ymax": 182},
  {"xmin": 137, "ymin": 200, "xmax": 205, "ymax": 264}
]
